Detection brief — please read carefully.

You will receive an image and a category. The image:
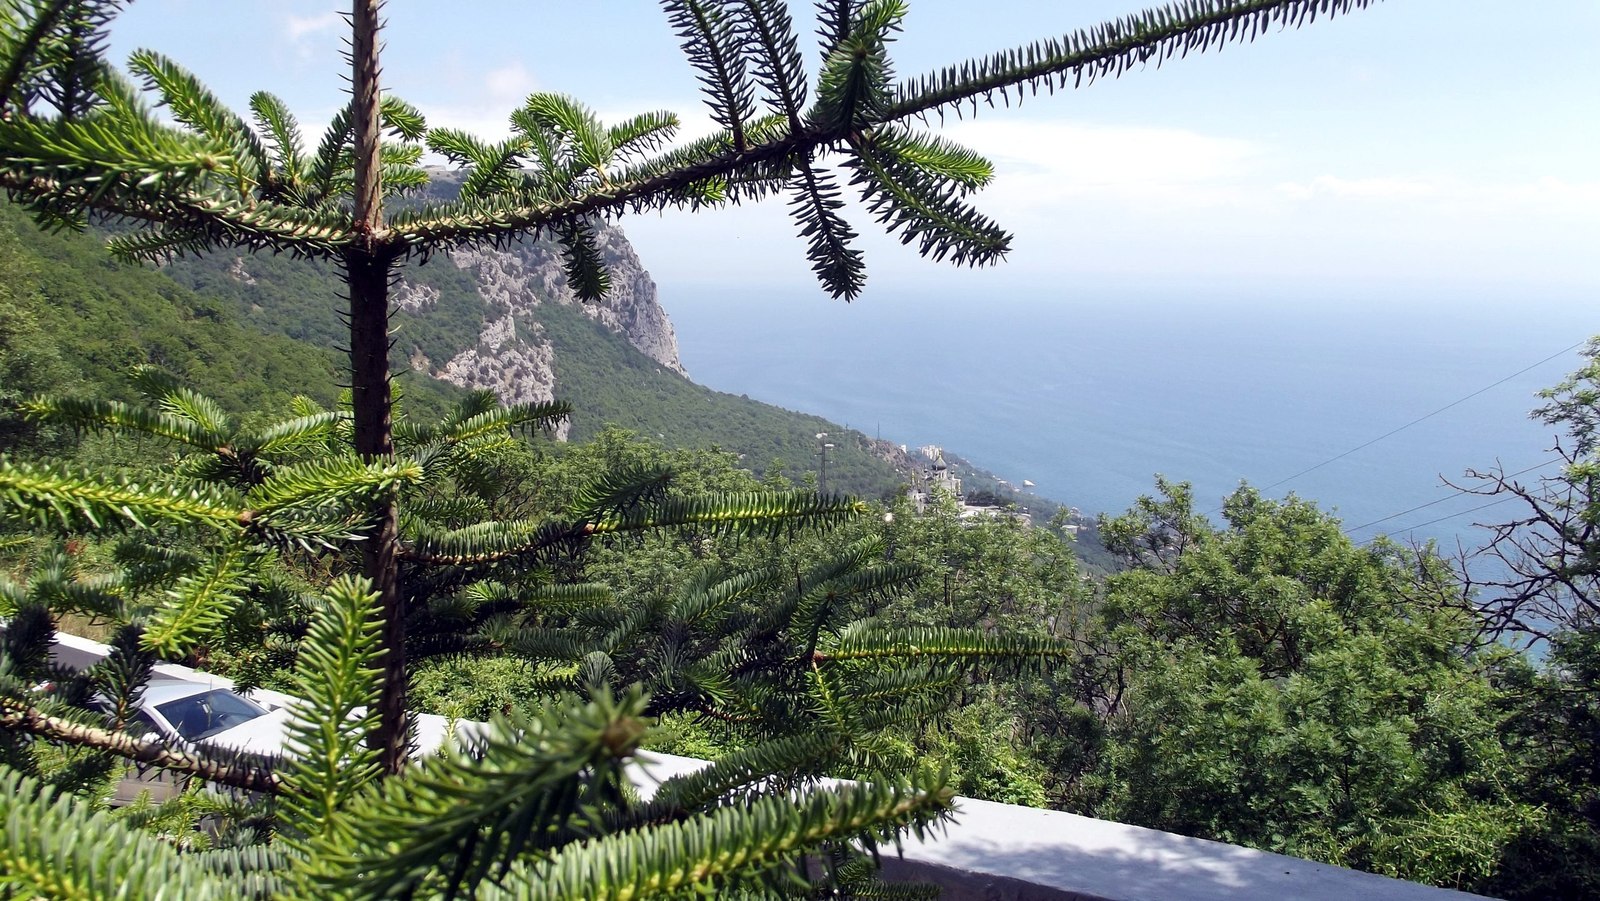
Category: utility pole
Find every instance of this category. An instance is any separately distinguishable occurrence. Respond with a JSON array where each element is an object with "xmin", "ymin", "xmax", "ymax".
[{"xmin": 816, "ymin": 432, "xmax": 834, "ymax": 494}]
